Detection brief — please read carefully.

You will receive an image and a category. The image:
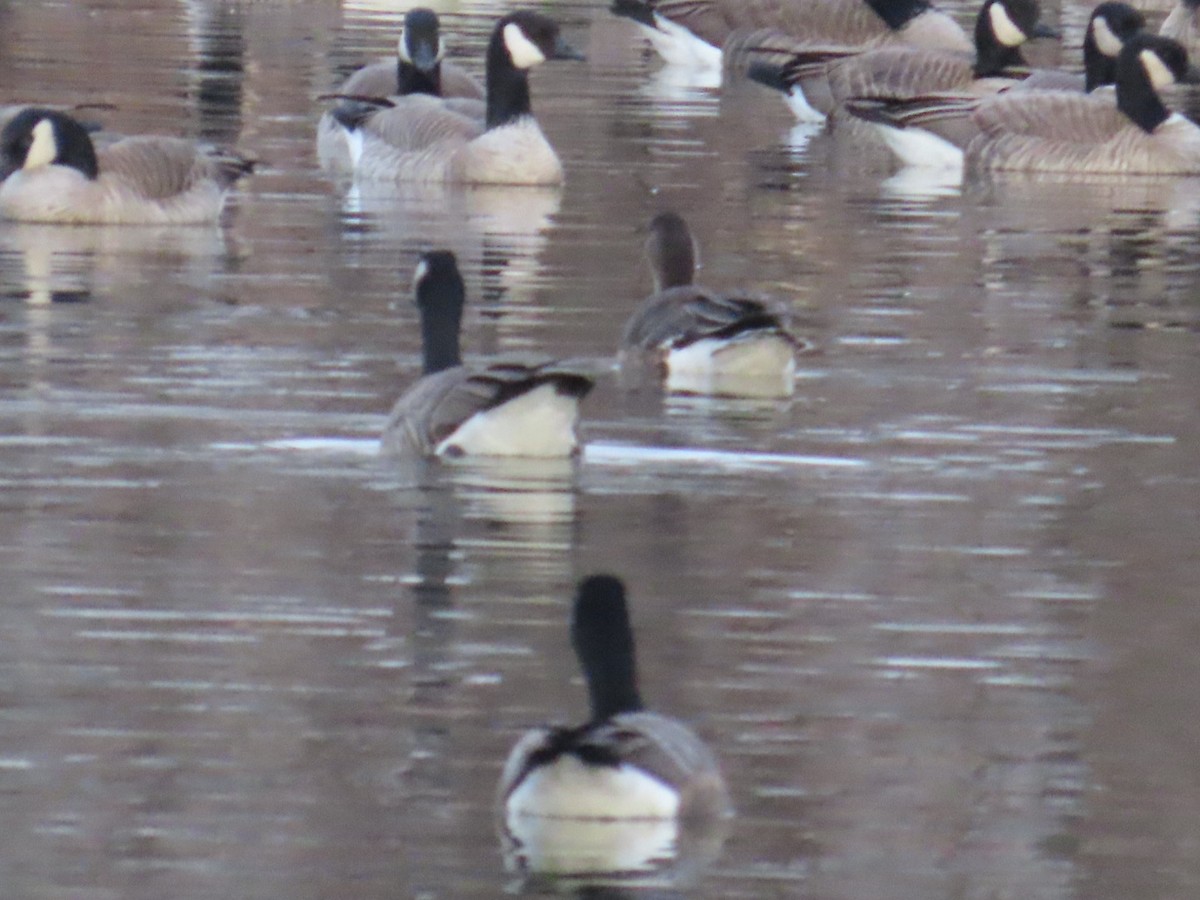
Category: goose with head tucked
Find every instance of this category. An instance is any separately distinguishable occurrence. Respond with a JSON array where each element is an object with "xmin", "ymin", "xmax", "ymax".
[
  {"xmin": 615, "ymin": 0, "xmax": 971, "ymax": 73},
  {"xmin": 620, "ymin": 212, "xmax": 803, "ymax": 399},
  {"xmin": 499, "ymin": 575, "xmax": 732, "ymax": 835},
  {"xmin": 0, "ymin": 108, "xmax": 254, "ymax": 225},
  {"xmin": 336, "ymin": 10, "xmax": 584, "ymax": 185},
  {"xmin": 317, "ymin": 7, "xmax": 485, "ymax": 172},
  {"xmin": 841, "ymin": 33, "xmax": 1200, "ymax": 173},
  {"xmin": 382, "ymin": 250, "xmax": 595, "ymax": 459}
]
